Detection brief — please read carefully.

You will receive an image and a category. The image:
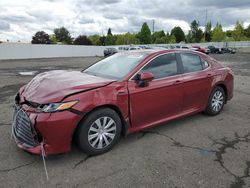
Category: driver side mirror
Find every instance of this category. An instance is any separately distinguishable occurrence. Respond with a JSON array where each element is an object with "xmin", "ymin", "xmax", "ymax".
[{"xmin": 137, "ymin": 72, "xmax": 154, "ymax": 87}]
